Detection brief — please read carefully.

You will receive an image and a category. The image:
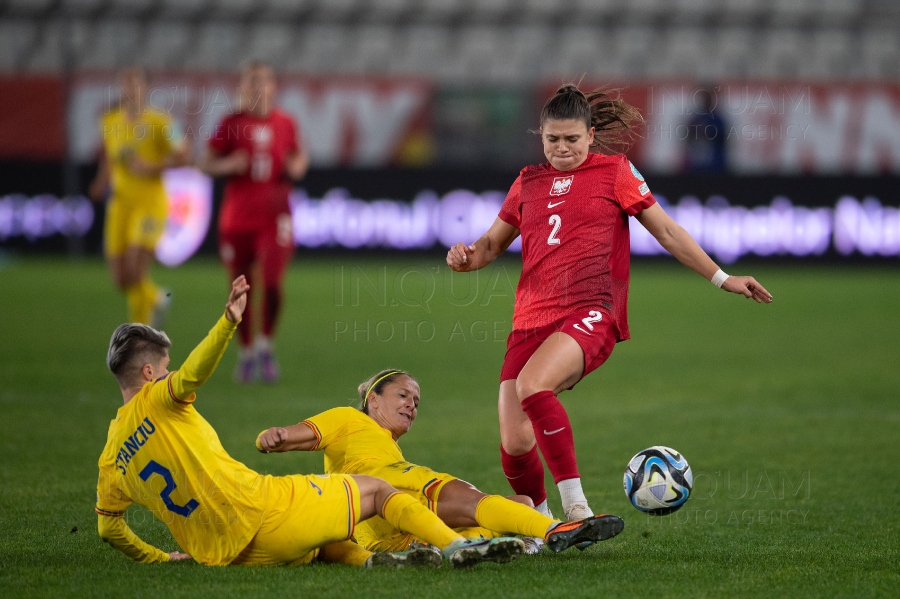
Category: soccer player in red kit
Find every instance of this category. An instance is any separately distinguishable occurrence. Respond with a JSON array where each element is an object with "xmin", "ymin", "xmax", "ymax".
[
  {"xmin": 201, "ymin": 61, "xmax": 309, "ymax": 384},
  {"xmin": 447, "ymin": 85, "xmax": 772, "ymax": 553}
]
